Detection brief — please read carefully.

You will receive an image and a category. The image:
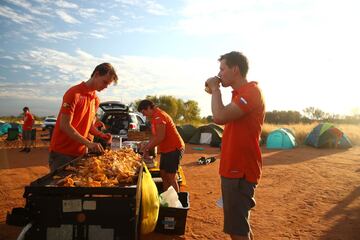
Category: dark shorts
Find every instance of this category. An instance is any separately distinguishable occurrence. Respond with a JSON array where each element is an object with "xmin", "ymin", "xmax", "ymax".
[
  {"xmin": 48, "ymin": 151, "xmax": 77, "ymax": 172},
  {"xmin": 159, "ymin": 148, "xmax": 184, "ymax": 173},
  {"xmin": 22, "ymin": 130, "xmax": 32, "ymax": 140},
  {"xmin": 221, "ymin": 176, "xmax": 257, "ymax": 236}
]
